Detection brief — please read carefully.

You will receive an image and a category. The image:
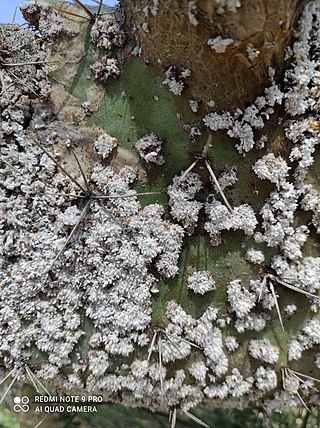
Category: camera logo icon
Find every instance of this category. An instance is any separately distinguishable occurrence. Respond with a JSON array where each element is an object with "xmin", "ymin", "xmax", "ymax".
[{"xmin": 13, "ymin": 396, "xmax": 30, "ymax": 412}]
